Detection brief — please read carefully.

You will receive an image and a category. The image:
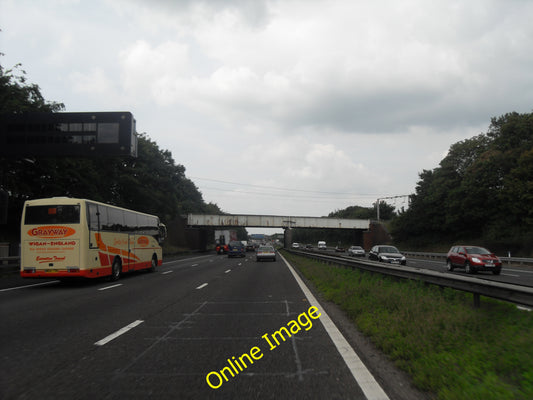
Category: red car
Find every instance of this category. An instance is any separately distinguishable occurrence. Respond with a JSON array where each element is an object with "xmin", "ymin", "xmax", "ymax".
[
  {"xmin": 216, "ymin": 244, "xmax": 228, "ymax": 254},
  {"xmin": 446, "ymin": 245, "xmax": 502, "ymax": 275}
]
